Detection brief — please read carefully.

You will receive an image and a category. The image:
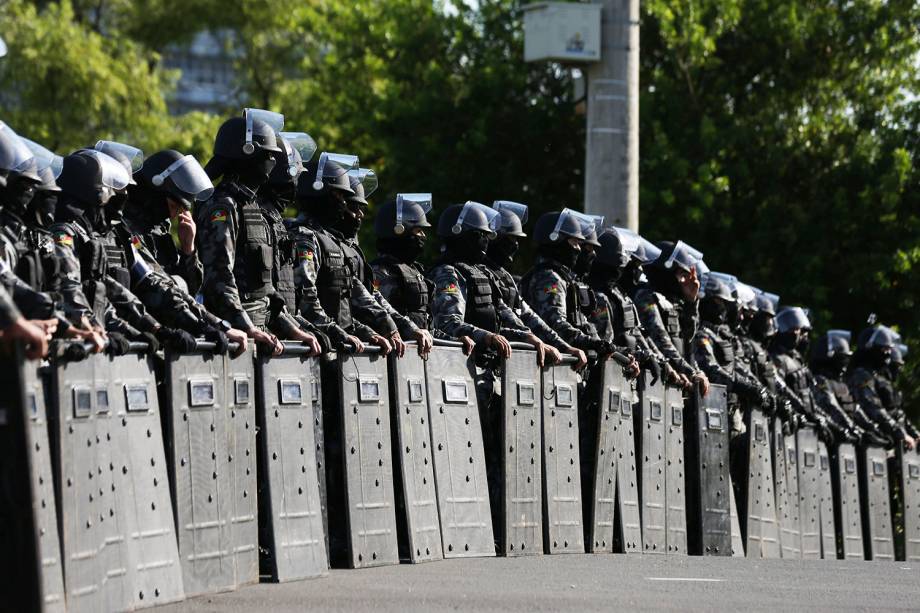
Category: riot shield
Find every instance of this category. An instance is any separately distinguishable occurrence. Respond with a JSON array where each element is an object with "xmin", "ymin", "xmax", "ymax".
[
  {"xmin": 23, "ymin": 359, "xmax": 66, "ymax": 612},
  {"xmin": 388, "ymin": 341, "xmax": 443, "ymax": 563},
  {"xmin": 162, "ymin": 343, "xmax": 255, "ymax": 596},
  {"xmin": 832, "ymin": 442, "xmax": 864, "ymax": 560},
  {"xmin": 424, "ymin": 341, "xmax": 494, "ymax": 558},
  {"xmin": 113, "ymin": 348, "xmax": 184, "ymax": 608},
  {"xmin": 664, "ymin": 384, "xmax": 687, "ymax": 555},
  {"xmin": 685, "ymin": 385, "xmax": 731, "ymax": 556},
  {"xmin": 499, "ymin": 343, "xmax": 543, "ymax": 556},
  {"xmin": 587, "ymin": 358, "xmax": 624, "ymax": 553},
  {"xmin": 542, "ymin": 354, "xmax": 584, "ymax": 554},
  {"xmin": 729, "ymin": 472, "xmax": 745, "ymax": 557},
  {"xmin": 615, "ymin": 379, "xmax": 642, "ymax": 553},
  {"xmin": 738, "ymin": 407, "xmax": 781, "ymax": 558},
  {"xmin": 635, "ymin": 371, "xmax": 666, "ymax": 554},
  {"xmin": 772, "ymin": 418, "xmax": 802, "ymax": 558},
  {"xmin": 796, "ymin": 426, "xmax": 822, "ymax": 559},
  {"xmin": 817, "ymin": 441, "xmax": 836, "ymax": 559},
  {"xmin": 310, "ymin": 357, "xmax": 329, "ymax": 558},
  {"xmin": 256, "ymin": 343, "xmax": 328, "ymax": 581},
  {"xmin": 859, "ymin": 445, "xmax": 894, "ymax": 560},
  {"xmin": 896, "ymin": 447, "xmax": 920, "ymax": 561},
  {"xmin": 0, "ymin": 346, "xmax": 43, "ymax": 613},
  {"xmin": 337, "ymin": 346, "xmax": 399, "ymax": 568}
]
